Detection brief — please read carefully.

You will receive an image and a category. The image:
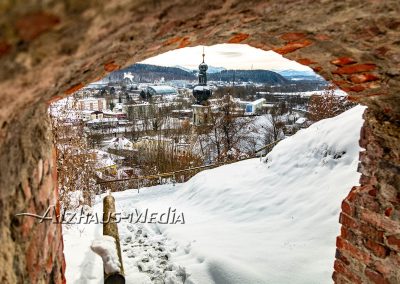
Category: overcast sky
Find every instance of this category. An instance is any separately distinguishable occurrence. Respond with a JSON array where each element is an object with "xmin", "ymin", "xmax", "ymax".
[{"xmin": 141, "ymin": 44, "xmax": 311, "ymax": 71}]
